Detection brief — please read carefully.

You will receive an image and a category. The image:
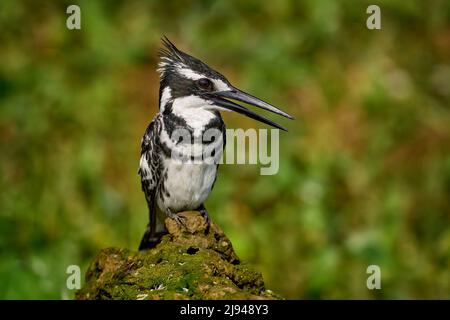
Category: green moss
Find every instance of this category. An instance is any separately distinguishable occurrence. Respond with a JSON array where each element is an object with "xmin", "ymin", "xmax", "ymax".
[{"xmin": 76, "ymin": 212, "xmax": 282, "ymax": 300}]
